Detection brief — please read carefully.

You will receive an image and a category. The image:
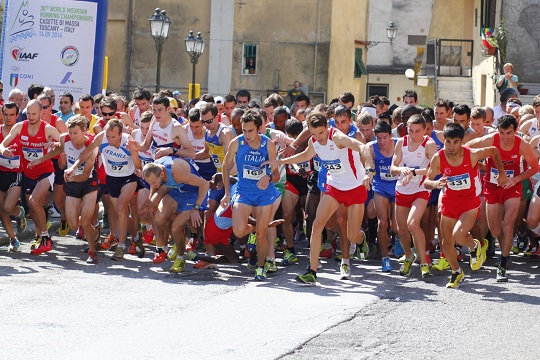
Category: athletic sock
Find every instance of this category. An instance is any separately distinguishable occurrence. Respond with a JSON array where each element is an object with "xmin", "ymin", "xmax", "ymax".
[
  {"xmin": 500, "ymin": 255, "xmax": 509, "ymax": 268},
  {"xmin": 176, "ymin": 255, "xmax": 185, "ymax": 261},
  {"xmin": 146, "ymin": 224, "xmax": 153, "ymax": 231},
  {"xmin": 41, "ymin": 231, "xmax": 49, "ymax": 238},
  {"xmin": 156, "ymin": 247, "xmax": 165, "ymax": 253},
  {"xmin": 341, "ymin": 258, "xmax": 350, "ymax": 266}
]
